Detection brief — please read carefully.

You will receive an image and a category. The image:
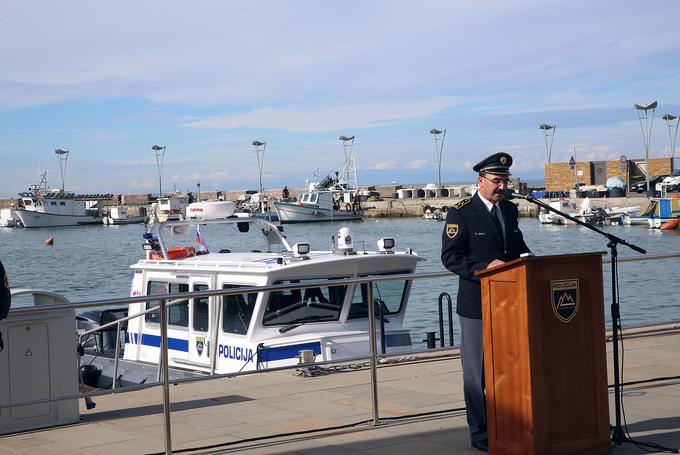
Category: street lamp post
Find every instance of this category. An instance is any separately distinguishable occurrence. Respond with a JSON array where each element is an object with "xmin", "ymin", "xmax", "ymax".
[
  {"xmin": 662, "ymin": 114, "xmax": 679, "ymax": 160},
  {"xmin": 54, "ymin": 148, "xmax": 69, "ymax": 192},
  {"xmin": 430, "ymin": 128, "xmax": 447, "ymax": 194},
  {"xmin": 252, "ymin": 140, "xmax": 267, "ymax": 213},
  {"xmin": 196, "ymin": 182, "xmax": 201, "ymax": 202},
  {"xmin": 538, "ymin": 124, "xmax": 556, "ymax": 163},
  {"xmin": 634, "ymin": 102, "xmax": 657, "ymax": 196},
  {"xmin": 151, "ymin": 145, "xmax": 167, "ymax": 198}
]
